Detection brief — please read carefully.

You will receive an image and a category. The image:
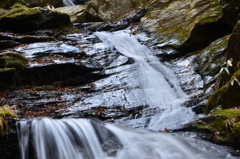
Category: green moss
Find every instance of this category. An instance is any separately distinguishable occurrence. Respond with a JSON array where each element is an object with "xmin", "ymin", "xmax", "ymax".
[
  {"xmin": 0, "ymin": 52, "xmax": 28, "ymax": 72},
  {"xmin": 207, "ymin": 70, "xmax": 240, "ymax": 113},
  {"xmin": 198, "ymin": 5, "xmax": 222, "ymax": 25},
  {"xmin": 198, "ymin": 35, "xmax": 229, "ymax": 74},
  {"xmin": 11, "ymin": 2, "xmax": 27, "ymax": 8},
  {"xmin": 0, "ymin": 105, "xmax": 17, "ymax": 135},
  {"xmin": 130, "ymin": 0, "xmax": 147, "ymax": 8},
  {"xmin": 141, "ymin": 0, "xmax": 223, "ymax": 51},
  {"xmin": 193, "ymin": 109, "xmax": 240, "ymax": 147},
  {"xmin": 0, "ymin": 6, "xmax": 41, "ymax": 19}
]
